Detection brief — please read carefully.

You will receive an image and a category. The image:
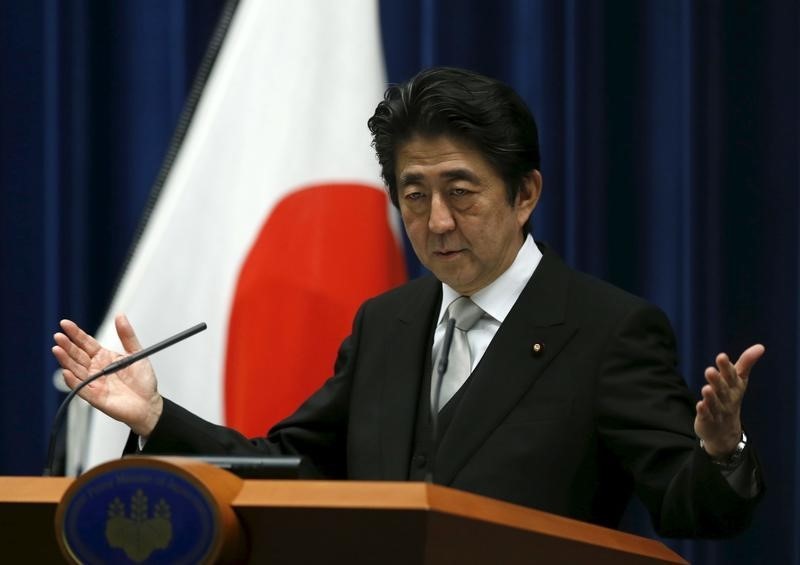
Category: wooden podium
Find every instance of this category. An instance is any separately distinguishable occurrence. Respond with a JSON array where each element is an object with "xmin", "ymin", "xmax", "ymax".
[{"xmin": 0, "ymin": 458, "xmax": 686, "ymax": 564}]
